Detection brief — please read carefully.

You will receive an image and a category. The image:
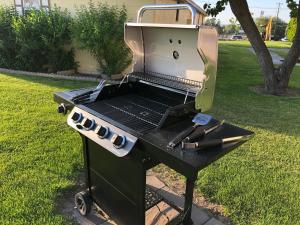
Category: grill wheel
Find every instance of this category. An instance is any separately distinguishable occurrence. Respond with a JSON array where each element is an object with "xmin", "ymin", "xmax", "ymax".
[{"xmin": 75, "ymin": 191, "xmax": 92, "ymax": 216}]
